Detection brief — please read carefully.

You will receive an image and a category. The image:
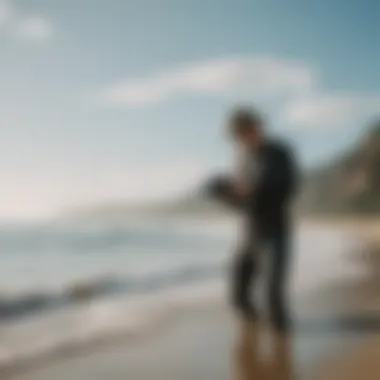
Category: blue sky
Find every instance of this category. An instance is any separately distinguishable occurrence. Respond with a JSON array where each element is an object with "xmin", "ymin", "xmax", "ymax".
[{"xmin": 1, "ymin": 0, "xmax": 380, "ymax": 218}]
